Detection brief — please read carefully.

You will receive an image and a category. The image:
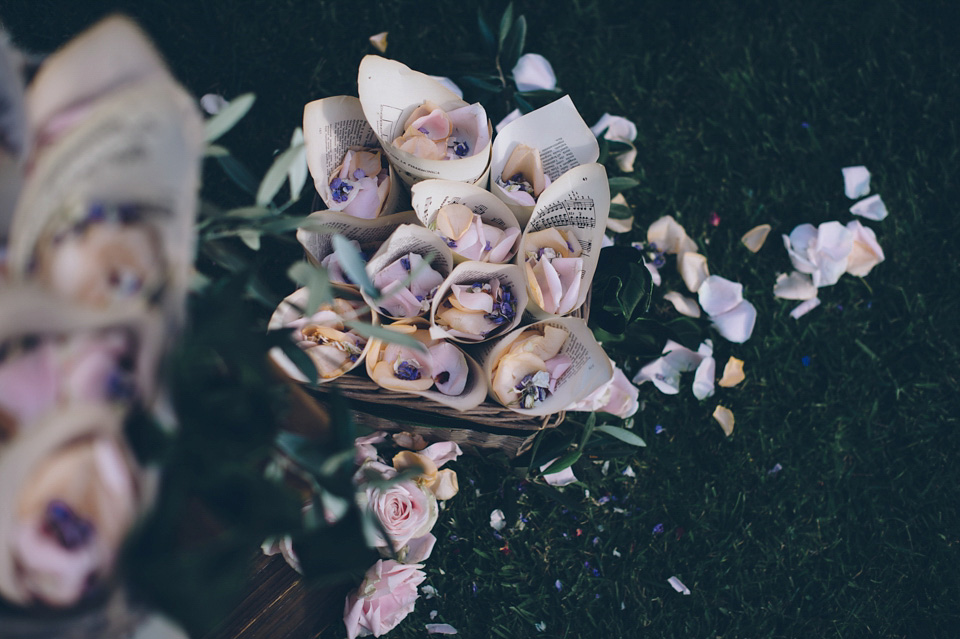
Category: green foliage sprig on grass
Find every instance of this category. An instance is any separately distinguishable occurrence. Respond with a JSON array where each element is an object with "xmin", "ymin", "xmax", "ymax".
[{"xmin": 7, "ymin": 0, "xmax": 960, "ymax": 636}]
